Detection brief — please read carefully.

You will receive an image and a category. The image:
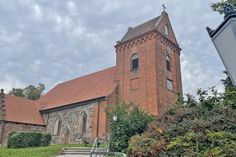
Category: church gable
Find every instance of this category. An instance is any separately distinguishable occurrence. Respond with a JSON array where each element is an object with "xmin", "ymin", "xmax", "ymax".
[
  {"xmin": 121, "ymin": 15, "xmax": 161, "ymax": 42},
  {"xmin": 119, "ymin": 11, "xmax": 179, "ymax": 48},
  {"xmin": 156, "ymin": 11, "xmax": 179, "ymax": 45}
]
